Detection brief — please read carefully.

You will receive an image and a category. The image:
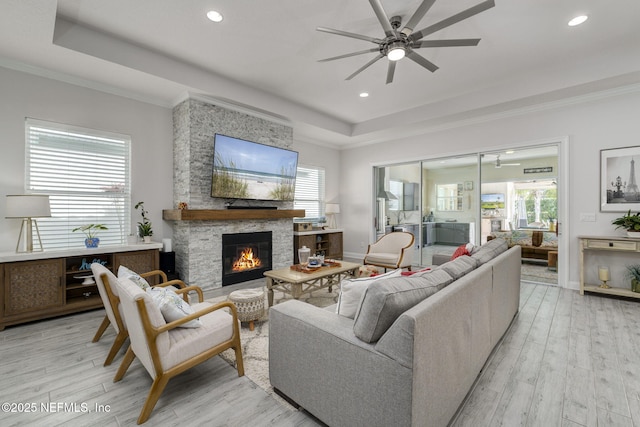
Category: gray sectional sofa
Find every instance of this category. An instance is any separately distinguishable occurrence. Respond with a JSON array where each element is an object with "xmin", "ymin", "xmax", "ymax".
[{"xmin": 269, "ymin": 238, "xmax": 521, "ymax": 427}]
